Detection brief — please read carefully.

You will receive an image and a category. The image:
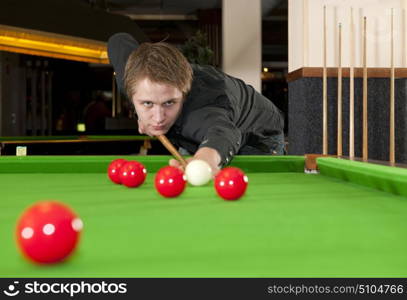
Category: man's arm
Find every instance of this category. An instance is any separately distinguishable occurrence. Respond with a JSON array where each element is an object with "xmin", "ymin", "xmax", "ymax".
[
  {"xmin": 170, "ymin": 106, "xmax": 241, "ymax": 175},
  {"xmin": 107, "ymin": 33, "xmax": 139, "ymax": 94},
  {"xmin": 193, "ymin": 147, "xmax": 221, "ymax": 174}
]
